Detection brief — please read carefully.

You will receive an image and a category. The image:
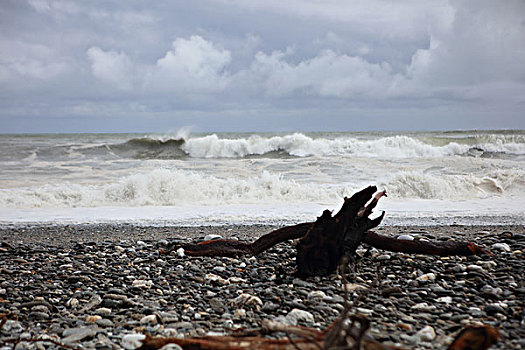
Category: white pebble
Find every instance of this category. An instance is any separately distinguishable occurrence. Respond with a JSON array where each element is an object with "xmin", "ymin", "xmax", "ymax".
[
  {"xmin": 343, "ymin": 283, "xmax": 368, "ymax": 292},
  {"xmin": 491, "ymin": 243, "xmax": 511, "ymax": 252},
  {"xmin": 411, "ymin": 303, "xmax": 436, "ymax": 312},
  {"xmin": 416, "ymin": 273, "xmax": 436, "ymax": 281},
  {"xmin": 159, "ymin": 344, "xmax": 183, "ymax": 350},
  {"xmin": 416, "ymin": 325, "xmax": 436, "ymax": 341},
  {"xmin": 132, "ymin": 279, "xmax": 153, "ymax": 288},
  {"xmin": 397, "ymin": 235, "xmax": 414, "ymax": 240},
  {"xmin": 204, "ymin": 234, "xmax": 222, "ymax": 241},
  {"xmin": 437, "ymin": 296, "xmax": 453, "ymax": 304},
  {"xmin": 176, "ymin": 248, "xmax": 185, "ymax": 257},
  {"xmin": 122, "ymin": 334, "xmax": 146, "ymax": 349},
  {"xmin": 356, "ymin": 307, "xmax": 373, "ymax": 316},
  {"xmin": 228, "ymin": 277, "xmax": 246, "ymax": 283},
  {"xmin": 140, "ymin": 314, "xmax": 157, "ymax": 324},
  {"xmin": 307, "ymin": 291, "xmax": 326, "ymax": 300}
]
